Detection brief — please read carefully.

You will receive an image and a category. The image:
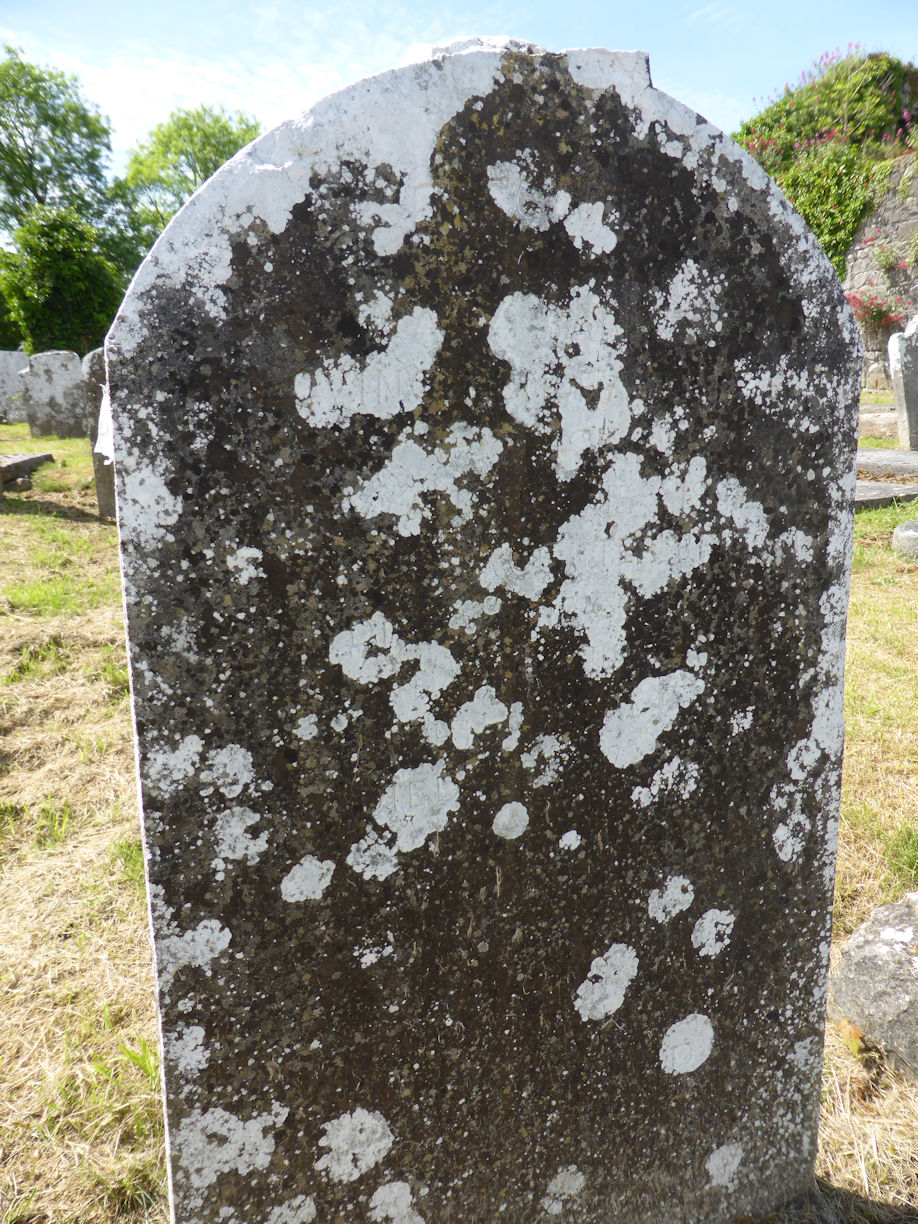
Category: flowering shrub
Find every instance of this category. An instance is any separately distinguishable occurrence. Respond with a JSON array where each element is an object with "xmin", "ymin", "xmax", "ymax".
[
  {"xmin": 735, "ymin": 49, "xmax": 917, "ymax": 276},
  {"xmin": 845, "ymin": 289, "xmax": 911, "ymax": 328}
]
